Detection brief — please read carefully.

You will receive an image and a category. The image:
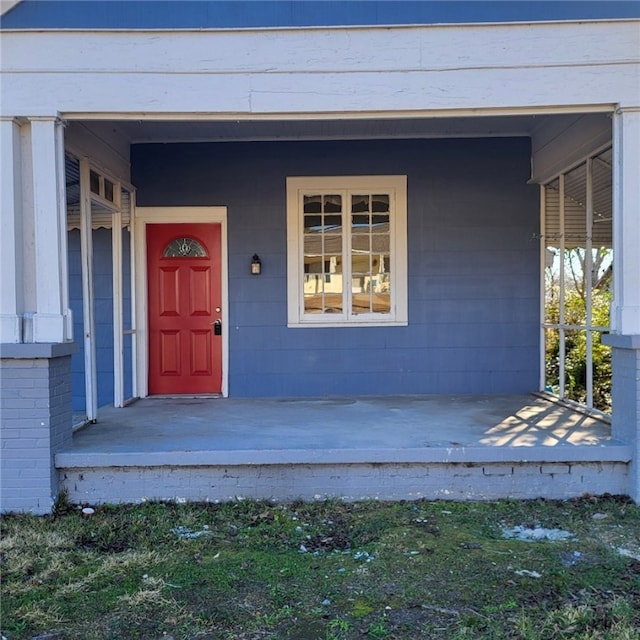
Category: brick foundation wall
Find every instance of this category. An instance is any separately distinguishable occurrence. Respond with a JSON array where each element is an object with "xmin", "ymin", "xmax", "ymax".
[
  {"xmin": 602, "ymin": 334, "xmax": 640, "ymax": 502},
  {"xmin": 1, "ymin": 347, "xmax": 74, "ymax": 514},
  {"xmin": 60, "ymin": 460, "xmax": 629, "ymax": 505},
  {"xmin": 609, "ymin": 342, "xmax": 640, "ymax": 501},
  {"xmin": 610, "ymin": 348, "xmax": 640, "ymax": 442}
]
